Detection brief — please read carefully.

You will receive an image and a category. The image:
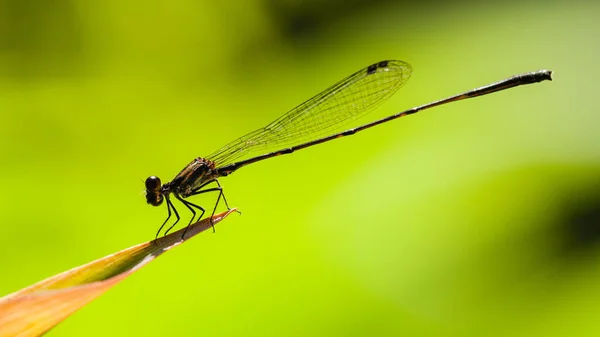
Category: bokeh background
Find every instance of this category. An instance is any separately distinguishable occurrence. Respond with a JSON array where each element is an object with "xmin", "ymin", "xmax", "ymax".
[{"xmin": 1, "ymin": 0, "xmax": 599, "ymax": 336}]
